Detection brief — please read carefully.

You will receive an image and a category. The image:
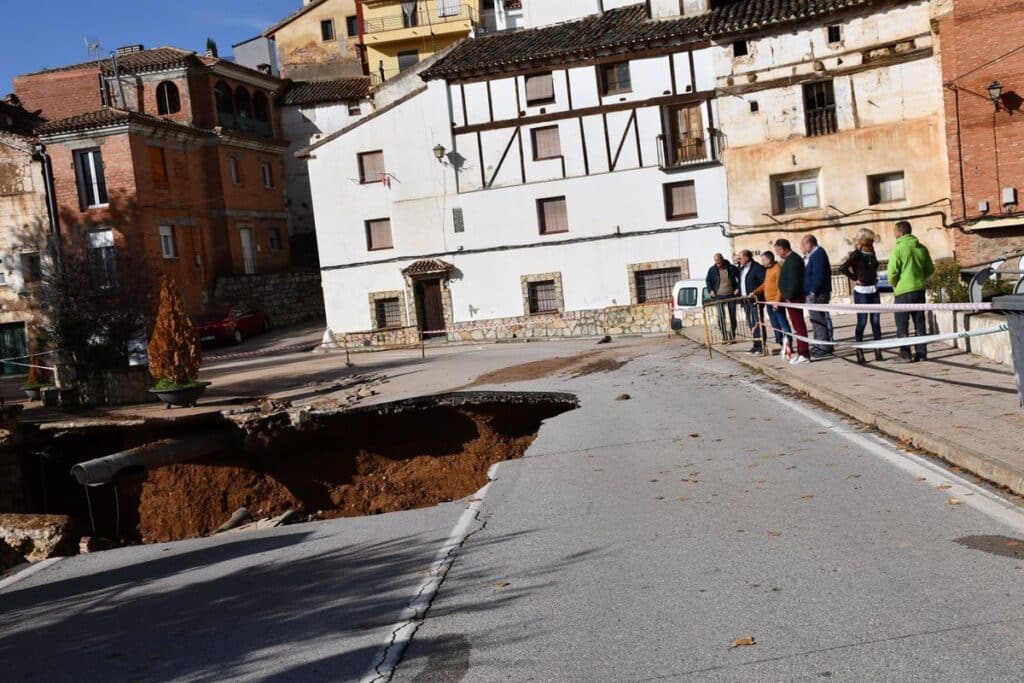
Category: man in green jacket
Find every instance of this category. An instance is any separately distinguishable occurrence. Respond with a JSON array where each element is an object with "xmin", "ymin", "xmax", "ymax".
[{"xmin": 886, "ymin": 221, "xmax": 935, "ymax": 362}]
